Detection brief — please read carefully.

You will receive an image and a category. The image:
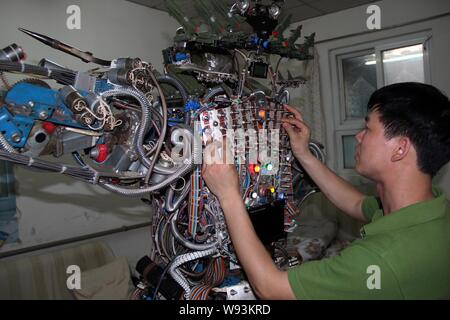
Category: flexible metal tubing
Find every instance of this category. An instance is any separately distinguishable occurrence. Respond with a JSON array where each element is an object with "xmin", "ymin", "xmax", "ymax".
[
  {"xmin": 100, "ymin": 86, "xmax": 155, "ymax": 167},
  {"xmin": 170, "ymin": 209, "xmax": 217, "ymax": 251},
  {"xmin": 144, "ymin": 71, "xmax": 168, "ymax": 184},
  {"xmin": 169, "ymin": 248, "xmax": 217, "ymax": 300},
  {"xmin": 98, "ymin": 130, "xmax": 201, "ymax": 196},
  {"xmin": 0, "ymin": 133, "xmax": 16, "ymax": 153},
  {"xmin": 165, "ymin": 179, "xmax": 191, "ymax": 213},
  {"xmin": 99, "ymin": 159, "xmax": 193, "ymax": 196},
  {"xmin": 203, "ymin": 86, "xmax": 225, "ymax": 101}
]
